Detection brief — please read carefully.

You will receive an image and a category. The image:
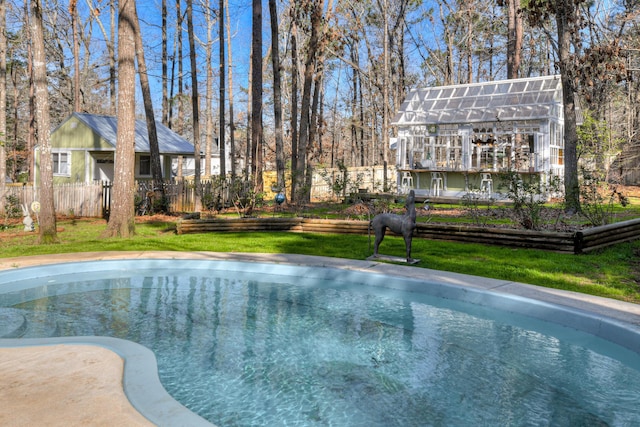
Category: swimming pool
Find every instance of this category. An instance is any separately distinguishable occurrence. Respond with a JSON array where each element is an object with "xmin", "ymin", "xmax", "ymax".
[{"xmin": 1, "ymin": 254, "xmax": 640, "ymax": 426}]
